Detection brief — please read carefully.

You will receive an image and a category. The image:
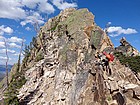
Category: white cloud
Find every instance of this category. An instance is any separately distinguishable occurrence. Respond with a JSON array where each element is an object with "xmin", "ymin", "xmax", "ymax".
[
  {"xmin": 108, "ymin": 26, "xmax": 138, "ymax": 37},
  {"xmin": 20, "ymin": 12, "xmax": 45, "ymax": 26},
  {"xmin": 38, "ymin": 1, "xmax": 55, "ymax": 13},
  {"xmin": 0, "ymin": 25, "xmax": 13, "ymax": 35},
  {"xmin": 0, "ymin": 49, "xmax": 16, "ymax": 54},
  {"xmin": 0, "ymin": 0, "xmax": 26, "ymax": 19},
  {"xmin": 7, "ymin": 37, "xmax": 24, "ymax": 44},
  {"xmin": 13, "ymin": 53, "xmax": 20, "ymax": 56},
  {"xmin": 0, "ymin": 0, "xmax": 55, "ymax": 20},
  {"xmin": 52, "ymin": 0, "xmax": 77, "ymax": 10},
  {"xmin": 21, "ymin": 0, "xmax": 40, "ymax": 9},
  {"xmin": 8, "ymin": 43, "xmax": 21, "ymax": 48},
  {"xmin": 0, "ymin": 36, "xmax": 4, "ymax": 40},
  {"xmin": 22, "ymin": 0, "xmax": 55, "ymax": 13},
  {"xmin": 0, "ymin": 36, "xmax": 23, "ymax": 65},
  {"xmin": 105, "ymin": 22, "xmax": 111, "ymax": 28},
  {"xmin": 0, "ymin": 56, "xmax": 12, "ymax": 60},
  {"xmin": 25, "ymin": 27, "xmax": 31, "ymax": 31},
  {"xmin": 7, "ymin": 49, "xmax": 16, "ymax": 54},
  {"xmin": 0, "ymin": 42, "xmax": 5, "ymax": 48},
  {"xmin": 108, "ymin": 22, "xmax": 111, "ymax": 24},
  {"xmin": 0, "ymin": 56, "xmax": 8, "ymax": 60},
  {"xmin": 0, "ymin": 36, "xmax": 24, "ymax": 49},
  {"xmin": 0, "ymin": 0, "xmax": 54, "ymax": 26},
  {"xmin": 13, "ymin": 52, "xmax": 24, "ymax": 57},
  {"xmin": 0, "ymin": 0, "xmax": 77, "ymax": 27},
  {"xmin": 0, "ymin": 31, "xmax": 4, "ymax": 35}
]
